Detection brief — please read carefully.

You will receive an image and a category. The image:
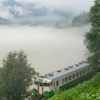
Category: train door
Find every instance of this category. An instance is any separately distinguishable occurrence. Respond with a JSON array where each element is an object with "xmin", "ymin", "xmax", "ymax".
[
  {"xmin": 53, "ymin": 80, "xmax": 59, "ymax": 93},
  {"xmin": 56, "ymin": 80, "xmax": 59, "ymax": 93},
  {"xmin": 38, "ymin": 82, "xmax": 43, "ymax": 95}
]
